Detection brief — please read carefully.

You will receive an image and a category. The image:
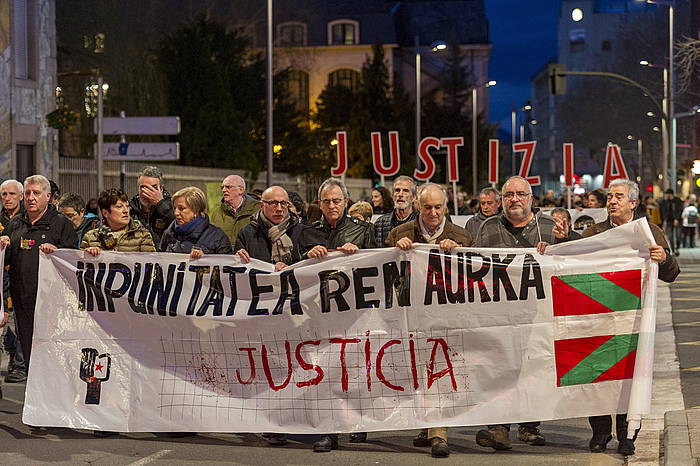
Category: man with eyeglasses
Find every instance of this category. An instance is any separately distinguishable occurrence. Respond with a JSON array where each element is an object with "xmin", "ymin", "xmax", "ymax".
[
  {"xmin": 235, "ymin": 185, "xmax": 304, "ymax": 272},
  {"xmin": 579, "ymin": 178, "xmax": 678, "ymax": 456},
  {"xmin": 210, "ymin": 174, "xmax": 260, "ymax": 245},
  {"xmin": 473, "ymin": 175, "xmax": 561, "ymax": 451},
  {"xmin": 297, "ymin": 177, "xmax": 375, "ymax": 453},
  {"xmin": 373, "ymin": 176, "xmax": 419, "ymax": 246}
]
